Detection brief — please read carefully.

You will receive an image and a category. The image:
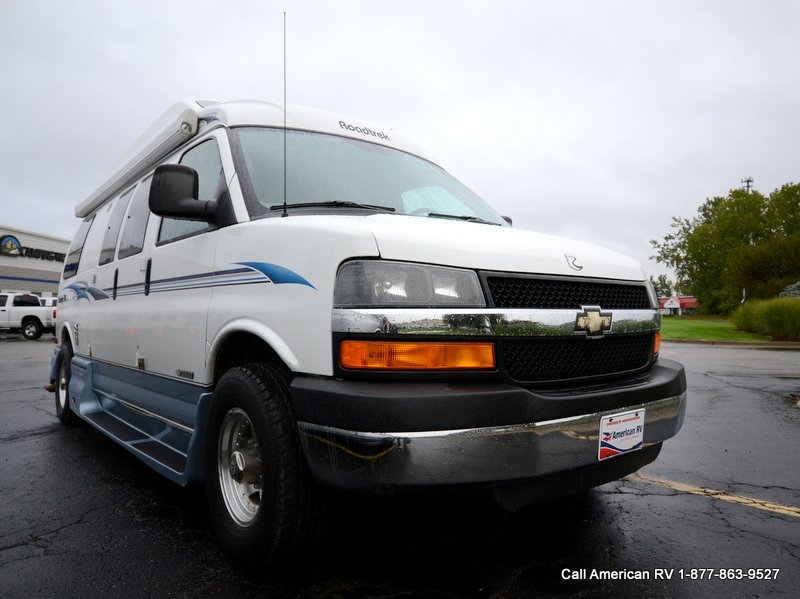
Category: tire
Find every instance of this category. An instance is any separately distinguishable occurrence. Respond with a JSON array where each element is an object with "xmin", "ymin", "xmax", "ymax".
[
  {"xmin": 22, "ymin": 319, "xmax": 42, "ymax": 340},
  {"xmin": 54, "ymin": 344, "xmax": 76, "ymax": 425},
  {"xmin": 205, "ymin": 363, "xmax": 320, "ymax": 570}
]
